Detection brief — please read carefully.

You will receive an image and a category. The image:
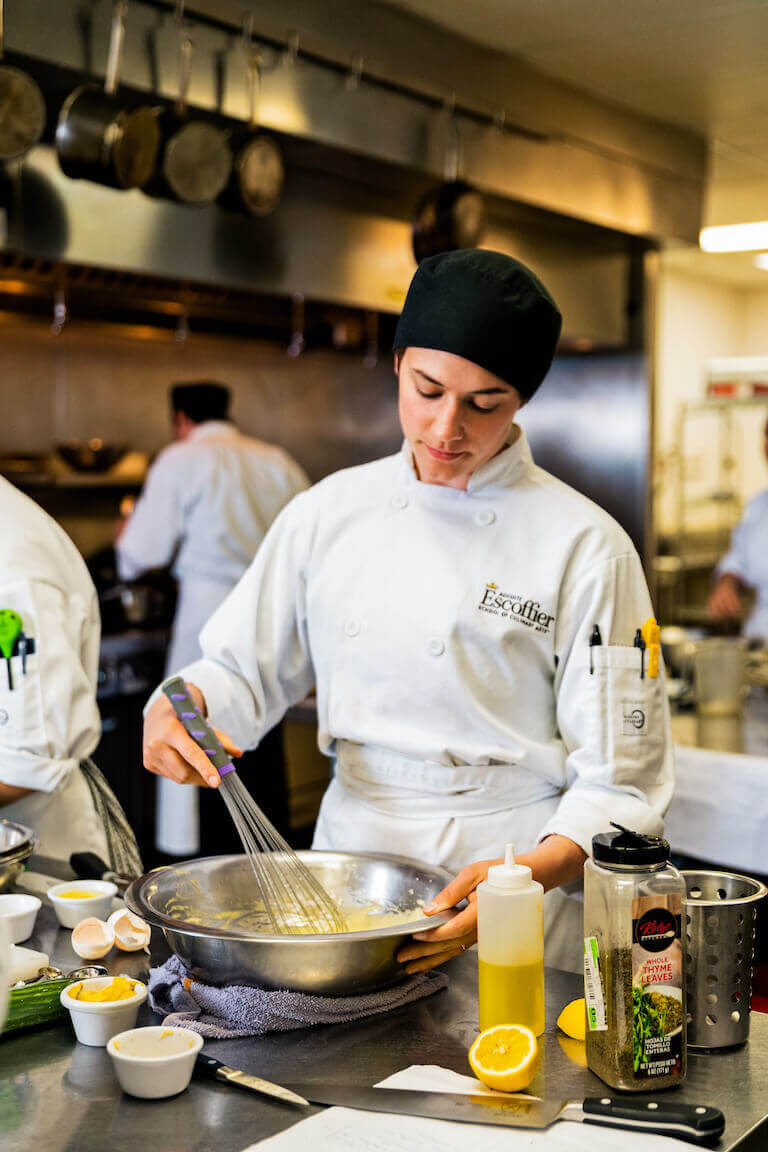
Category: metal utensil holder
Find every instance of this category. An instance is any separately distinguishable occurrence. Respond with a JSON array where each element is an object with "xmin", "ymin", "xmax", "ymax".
[{"xmin": 683, "ymin": 870, "xmax": 767, "ymax": 1049}]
